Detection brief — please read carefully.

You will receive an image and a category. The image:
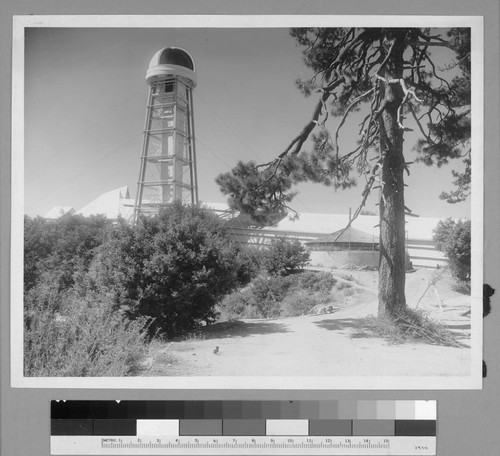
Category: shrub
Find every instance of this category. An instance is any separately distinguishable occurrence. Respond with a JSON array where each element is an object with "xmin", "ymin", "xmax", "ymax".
[
  {"xmin": 88, "ymin": 203, "xmax": 240, "ymax": 337},
  {"xmin": 24, "ymin": 284, "xmax": 151, "ymax": 377},
  {"xmin": 232, "ymin": 246, "xmax": 265, "ymax": 286},
  {"xmin": 217, "ymin": 288, "xmax": 261, "ymax": 321},
  {"xmin": 250, "ymin": 275, "xmax": 294, "ymax": 318},
  {"xmin": 433, "ymin": 218, "xmax": 471, "ymax": 281},
  {"xmin": 261, "ymin": 237, "xmax": 310, "ymax": 276},
  {"xmin": 336, "ymin": 280, "xmax": 353, "ymax": 291},
  {"xmin": 218, "ymin": 271, "xmax": 338, "ymax": 320},
  {"xmin": 24, "ymin": 214, "xmax": 111, "ymax": 293},
  {"xmin": 294, "ymin": 270, "xmax": 337, "ymax": 294},
  {"xmin": 280, "ymin": 289, "xmax": 323, "ymax": 317}
]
